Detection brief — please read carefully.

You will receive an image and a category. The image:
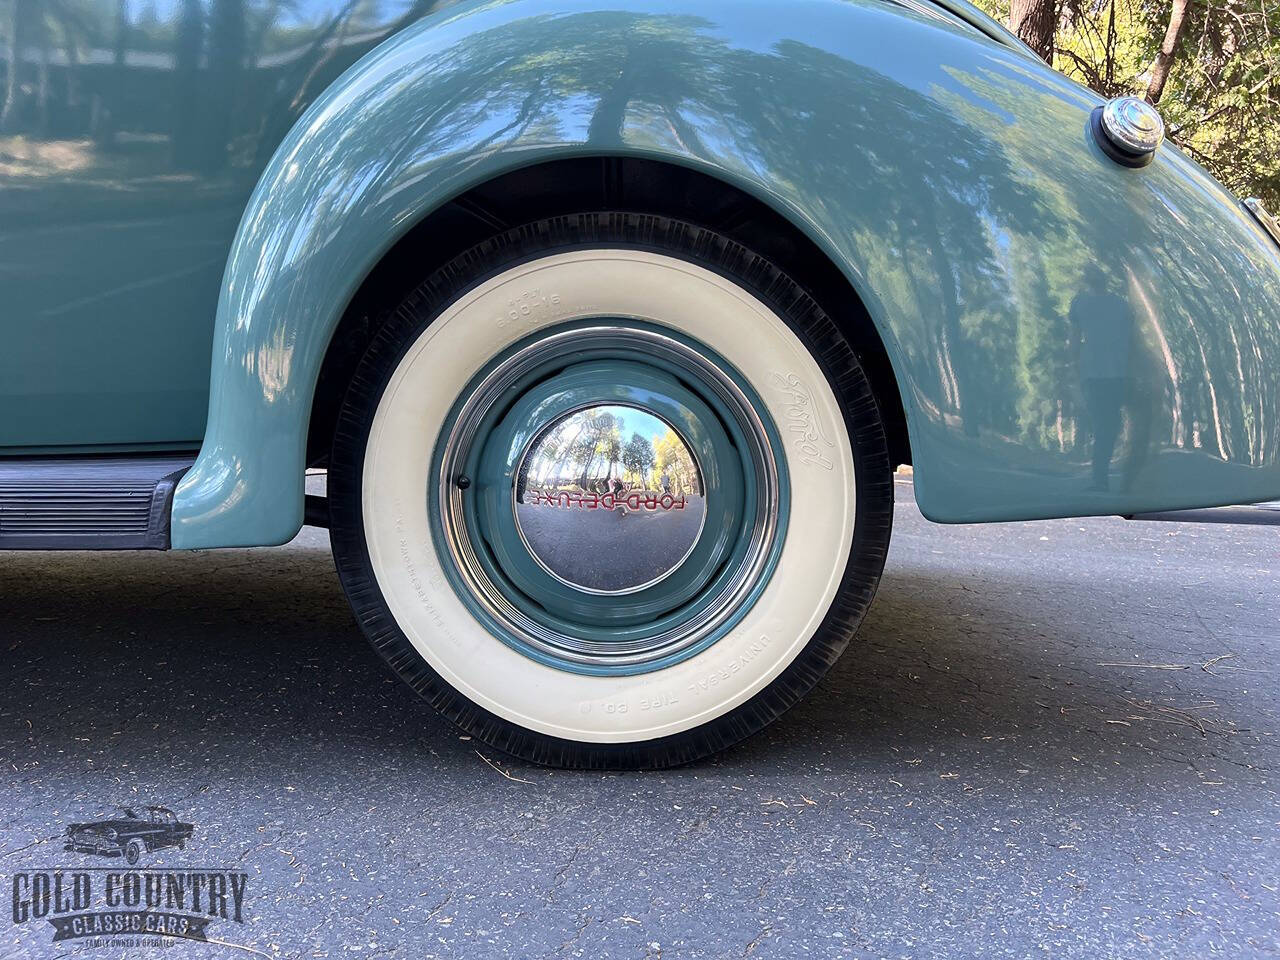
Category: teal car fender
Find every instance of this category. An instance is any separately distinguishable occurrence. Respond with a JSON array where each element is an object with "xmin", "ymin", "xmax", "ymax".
[{"xmin": 172, "ymin": 0, "xmax": 1280, "ymax": 548}]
